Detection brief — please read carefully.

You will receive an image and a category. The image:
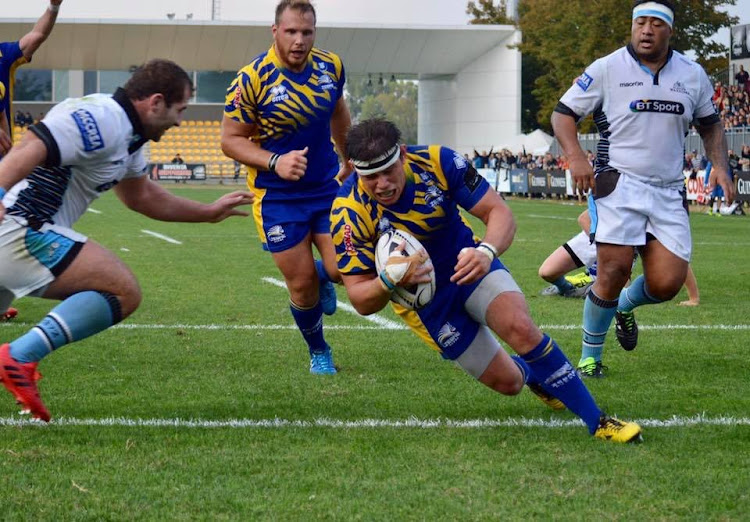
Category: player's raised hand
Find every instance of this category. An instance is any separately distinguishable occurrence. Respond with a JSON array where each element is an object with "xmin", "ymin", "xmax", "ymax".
[
  {"xmin": 206, "ymin": 191, "xmax": 254, "ymax": 222},
  {"xmin": 569, "ymin": 155, "xmax": 595, "ymax": 196},
  {"xmin": 275, "ymin": 147, "xmax": 308, "ymax": 181}
]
